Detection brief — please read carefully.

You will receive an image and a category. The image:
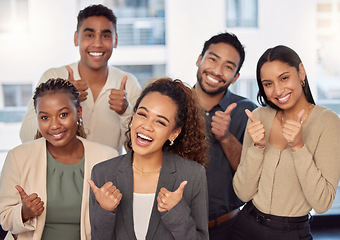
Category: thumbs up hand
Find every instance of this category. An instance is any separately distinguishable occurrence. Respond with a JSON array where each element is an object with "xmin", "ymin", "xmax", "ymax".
[
  {"xmin": 109, "ymin": 76, "xmax": 128, "ymax": 115},
  {"xmin": 282, "ymin": 109, "xmax": 305, "ymax": 151},
  {"xmin": 15, "ymin": 185, "xmax": 44, "ymax": 222},
  {"xmin": 211, "ymin": 103, "xmax": 237, "ymax": 142},
  {"xmin": 66, "ymin": 66, "xmax": 88, "ymax": 102},
  {"xmin": 245, "ymin": 109, "xmax": 266, "ymax": 148},
  {"xmin": 157, "ymin": 181, "xmax": 187, "ymax": 212},
  {"xmin": 88, "ymin": 180, "xmax": 122, "ymax": 212}
]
